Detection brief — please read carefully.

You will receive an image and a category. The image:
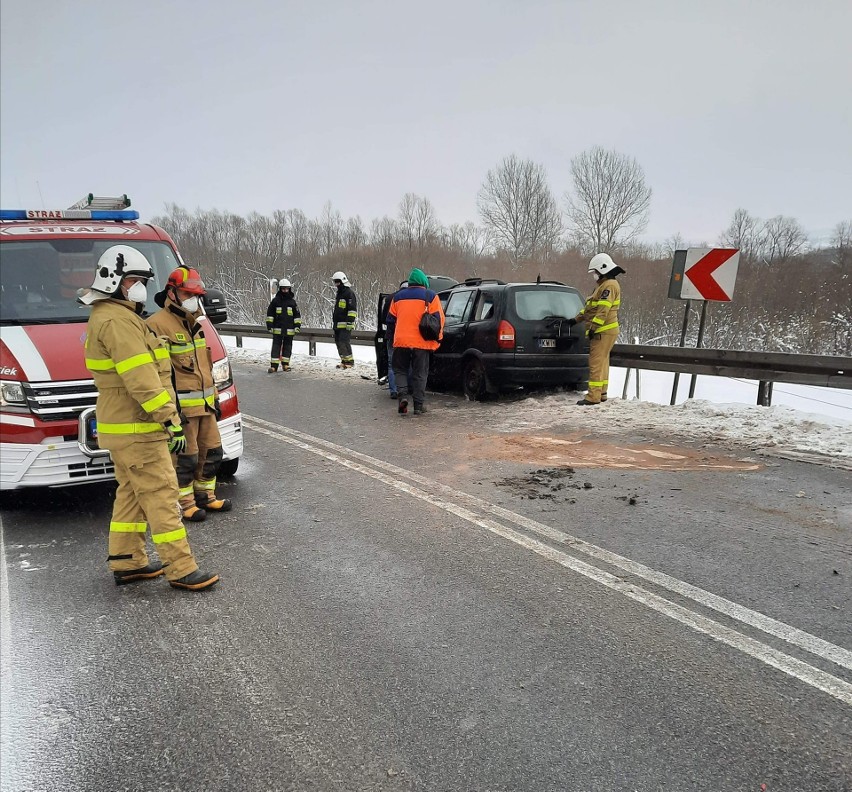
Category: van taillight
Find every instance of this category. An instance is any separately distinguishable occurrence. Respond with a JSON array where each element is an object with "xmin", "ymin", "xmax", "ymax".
[{"xmin": 497, "ymin": 319, "xmax": 515, "ymax": 349}]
